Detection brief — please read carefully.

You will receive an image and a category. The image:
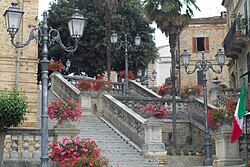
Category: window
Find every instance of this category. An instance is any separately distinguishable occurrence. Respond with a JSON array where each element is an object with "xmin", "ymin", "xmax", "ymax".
[
  {"xmin": 192, "ymin": 37, "xmax": 209, "ymax": 52},
  {"xmin": 197, "ymin": 70, "xmax": 203, "ymax": 86}
]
